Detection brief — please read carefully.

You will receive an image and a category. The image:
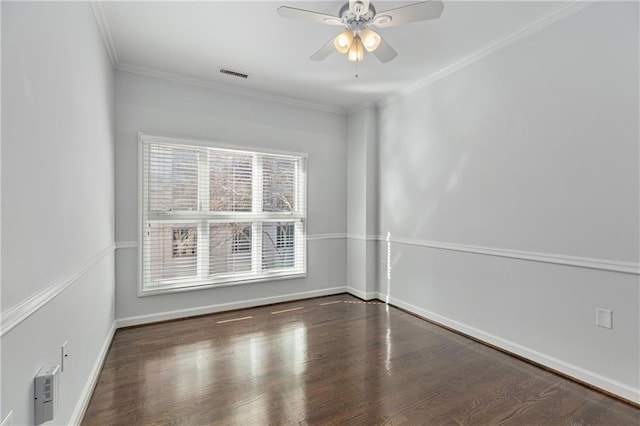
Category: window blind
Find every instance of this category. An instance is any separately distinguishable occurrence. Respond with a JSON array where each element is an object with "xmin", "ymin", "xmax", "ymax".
[{"xmin": 141, "ymin": 137, "xmax": 306, "ymax": 294}]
